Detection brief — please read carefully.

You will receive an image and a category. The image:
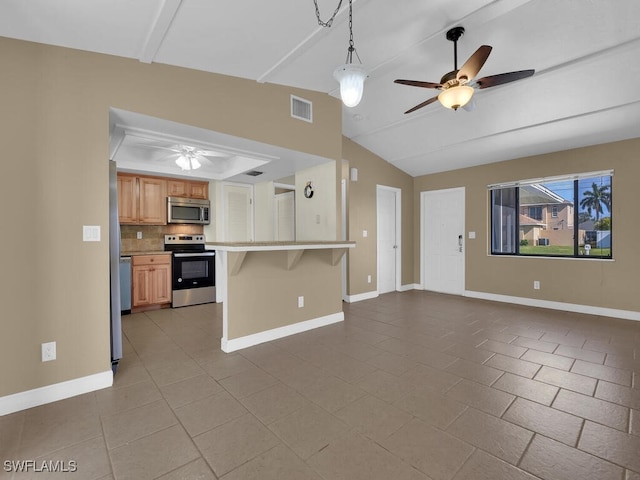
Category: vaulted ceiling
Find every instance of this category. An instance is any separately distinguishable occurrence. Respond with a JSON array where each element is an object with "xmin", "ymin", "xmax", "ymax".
[{"xmin": 2, "ymin": 0, "xmax": 639, "ymax": 178}]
